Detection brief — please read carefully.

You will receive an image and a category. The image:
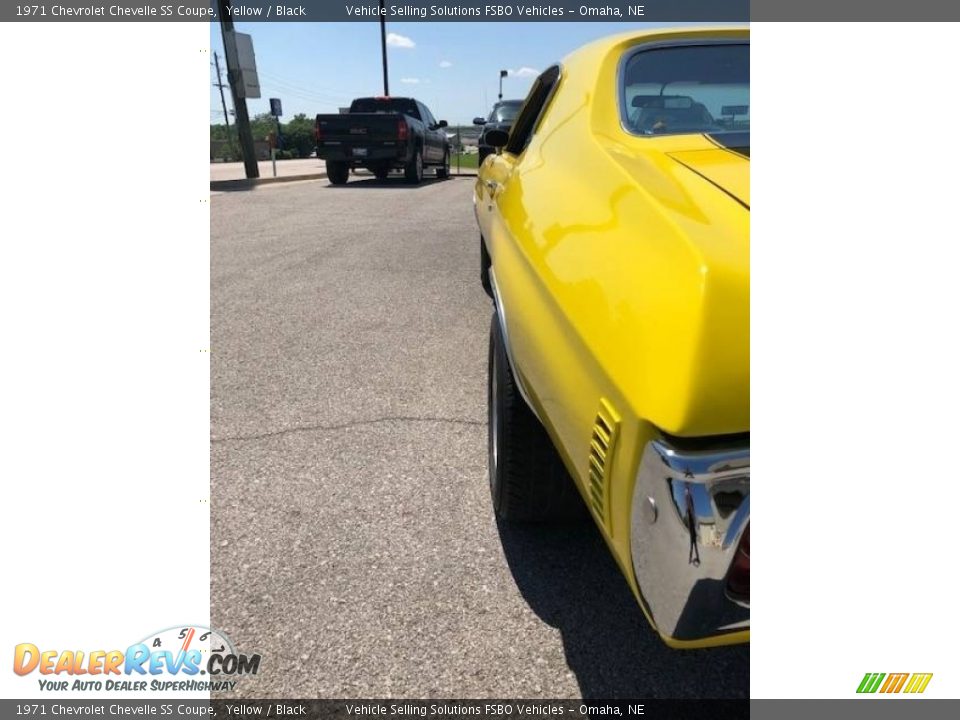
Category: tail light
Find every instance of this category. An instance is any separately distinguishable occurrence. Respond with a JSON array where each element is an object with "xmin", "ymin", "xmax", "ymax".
[
  {"xmin": 726, "ymin": 524, "xmax": 749, "ymax": 602},
  {"xmin": 397, "ymin": 120, "xmax": 408, "ymax": 141},
  {"xmin": 314, "ymin": 123, "xmax": 323, "ymax": 142}
]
